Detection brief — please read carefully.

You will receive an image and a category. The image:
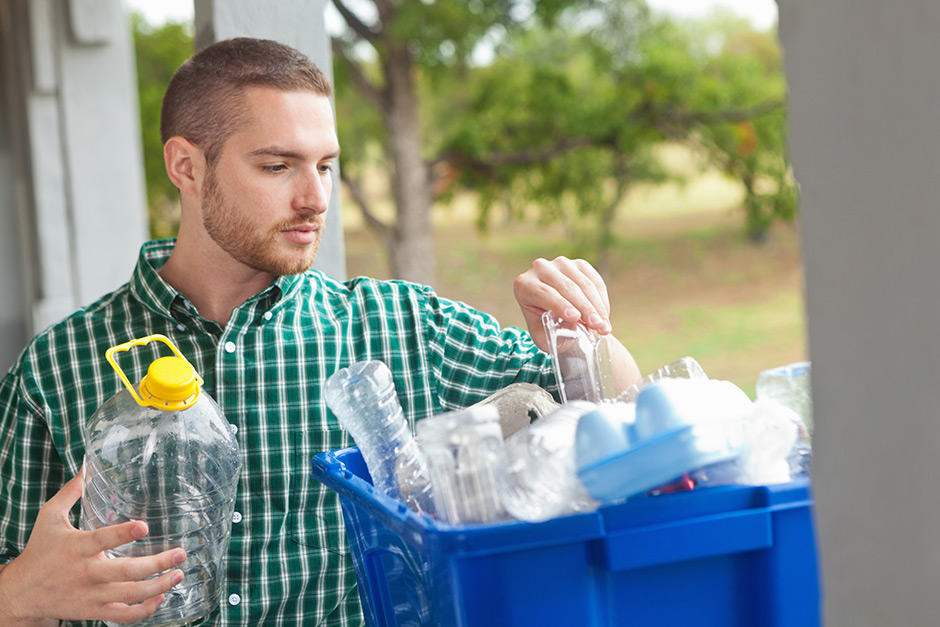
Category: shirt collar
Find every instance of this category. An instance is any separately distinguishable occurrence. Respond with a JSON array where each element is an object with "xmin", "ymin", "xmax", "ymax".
[{"xmin": 128, "ymin": 238, "xmax": 307, "ymax": 320}]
